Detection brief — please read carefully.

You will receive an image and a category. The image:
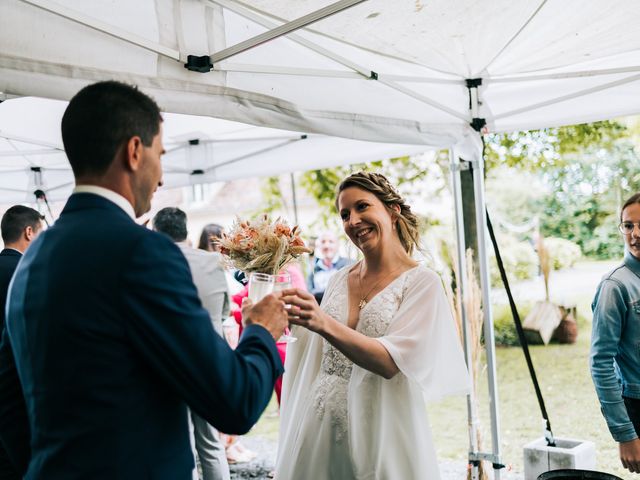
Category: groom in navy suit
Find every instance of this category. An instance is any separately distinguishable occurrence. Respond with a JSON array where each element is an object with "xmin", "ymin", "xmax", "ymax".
[{"xmin": 0, "ymin": 81, "xmax": 287, "ymax": 479}]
